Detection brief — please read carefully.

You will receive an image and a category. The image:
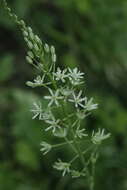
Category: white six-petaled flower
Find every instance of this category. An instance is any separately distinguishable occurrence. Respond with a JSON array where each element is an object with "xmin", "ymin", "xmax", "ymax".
[
  {"xmin": 41, "ymin": 109, "xmax": 54, "ymax": 121},
  {"xmin": 26, "ymin": 75, "xmax": 51, "ymax": 88},
  {"xmin": 91, "ymin": 128, "xmax": 111, "ymax": 145},
  {"xmin": 40, "ymin": 141, "xmax": 52, "ymax": 155},
  {"xmin": 60, "ymin": 87, "xmax": 73, "ymax": 97},
  {"xmin": 69, "ymin": 91, "xmax": 85, "ymax": 108},
  {"xmin": 71, "ymin": 170, "xmax": 86, "ymax": 178},
  {"xmin": 53, "ymin": 159, "xmax": 70, "ymax": 176},
  {"xmin": 68, "ymin": 67, "xmax": 84, "ymax": 85},
  {"xmin": 34, "ymin": 75, "xmax": 45, "ymax": 85},
  {"xmin": 84, "ymin": 97, "xmax": 98, "ymax": 111},
  {"xmin": 44, "ymin": 89, "xmax": 63, "ymax": 107},
  {"xmin": 53, "ymin": 67, "xmax": 68, "ymax": 83},
  {"xmin": 75, "ymin": 126, "xmax": 88, "ymax": 139},
  {"xmin": 45, "ymin": 118, "xmax": 61, "ymax": 133},
  {"xmin": 31, "ymin": 102, "xmax": 43, "ymax": 120}
]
